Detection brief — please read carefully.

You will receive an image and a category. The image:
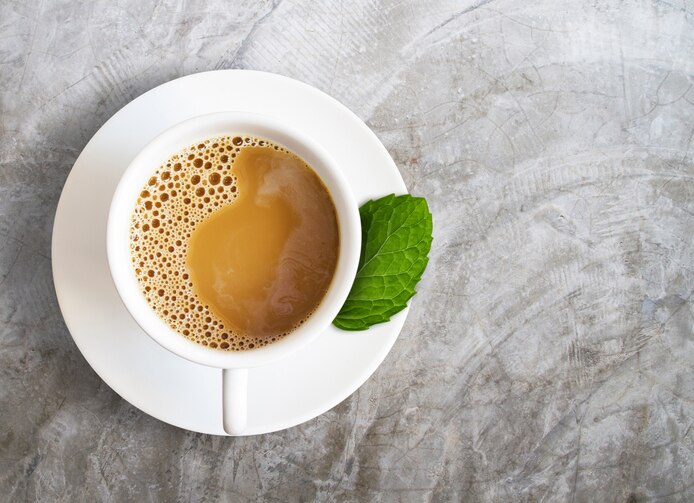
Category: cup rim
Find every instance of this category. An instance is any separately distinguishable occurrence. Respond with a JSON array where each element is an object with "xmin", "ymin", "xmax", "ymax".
[{"xmin": 106, "ymin": 111, "xmax": 361, "ymax": 369}]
